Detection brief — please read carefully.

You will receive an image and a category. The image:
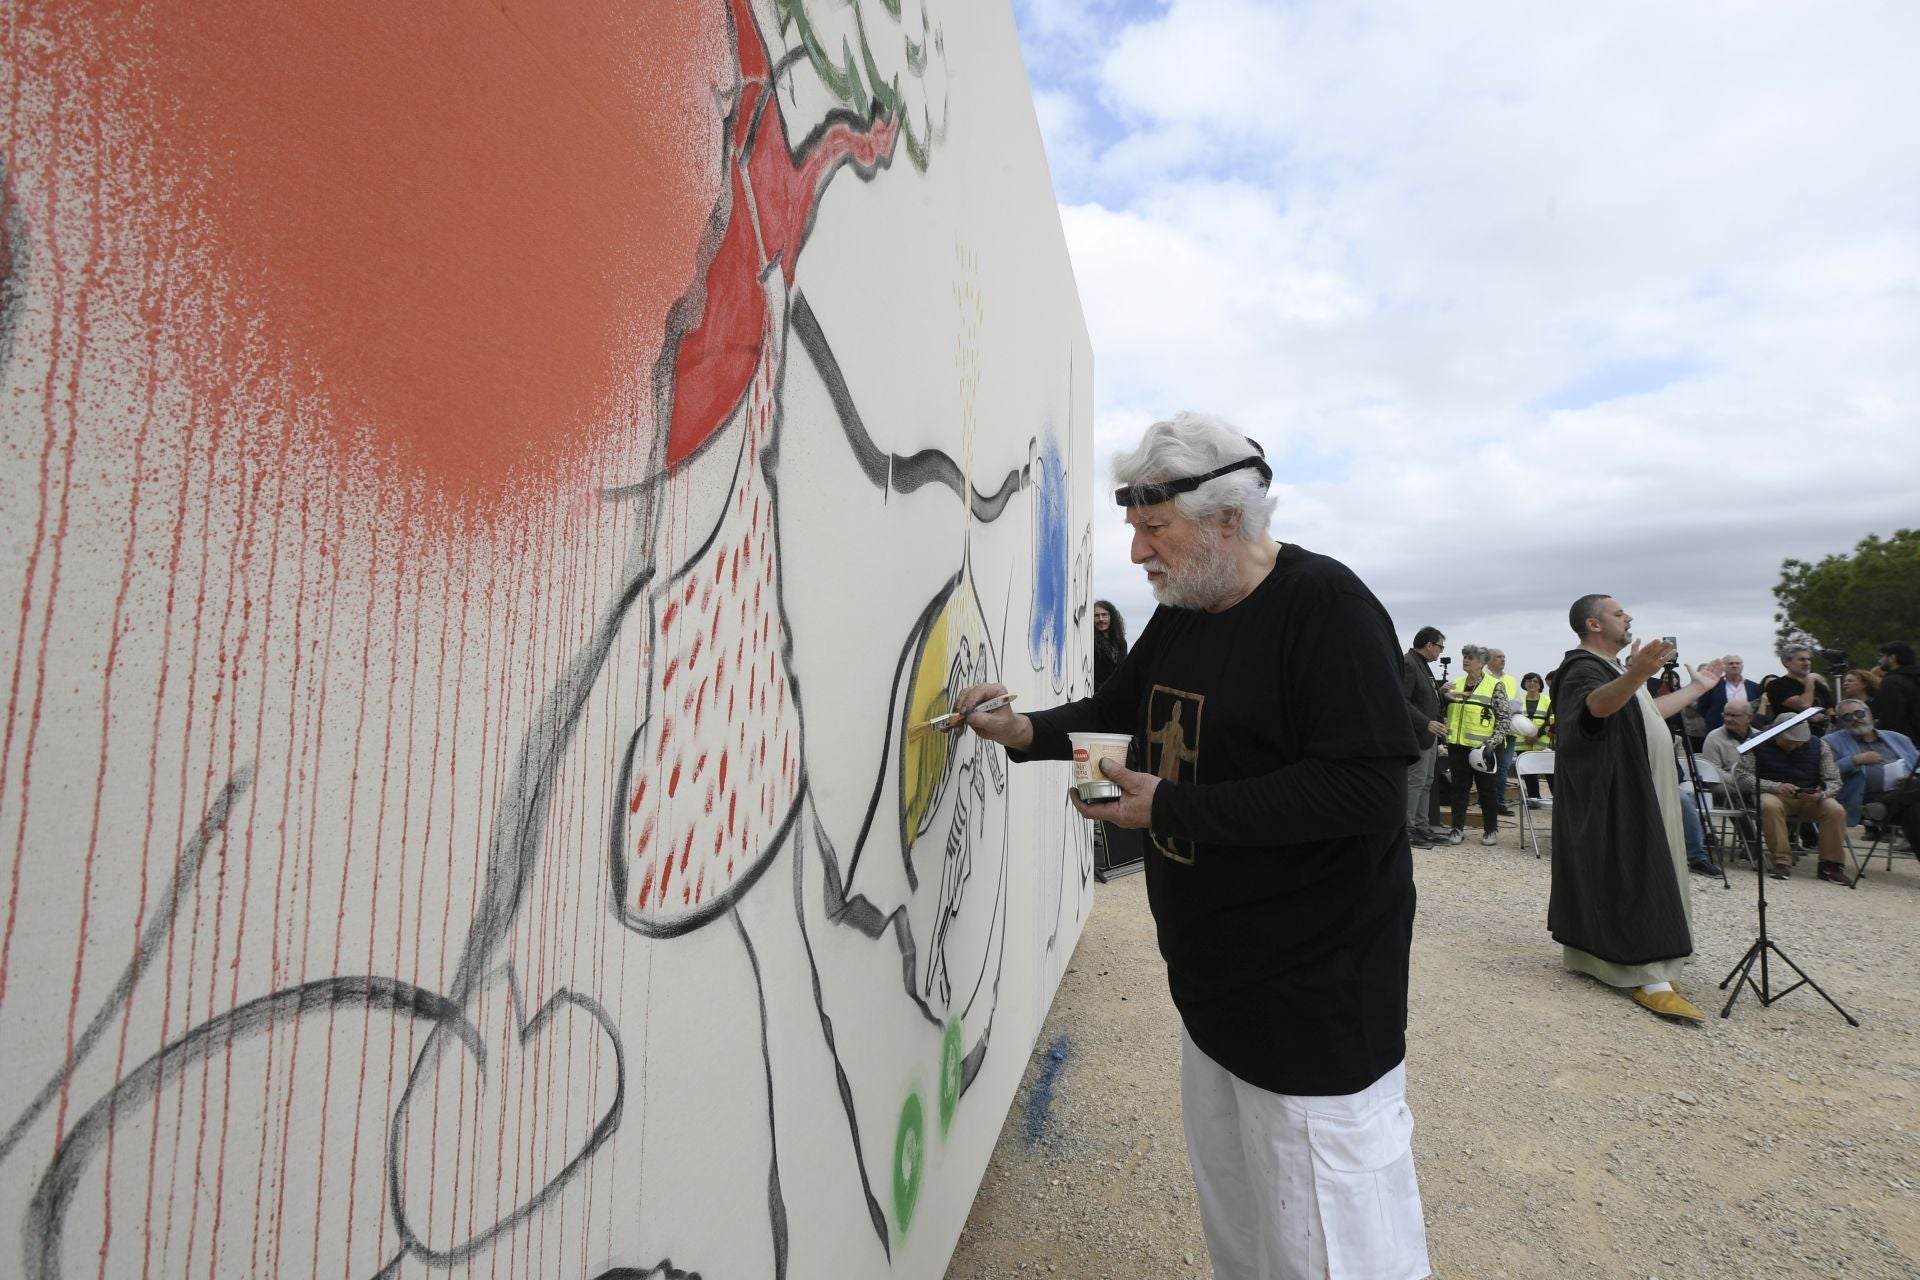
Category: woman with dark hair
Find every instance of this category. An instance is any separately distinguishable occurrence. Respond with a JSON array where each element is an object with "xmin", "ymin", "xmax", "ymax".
[
  {"xmin": 1515, "ymin": 671, "xmax": 1554, "ymax": 805},
  {"xmin": 1093, "ymin": 599, "xmax": 1128, "ymax": 688}
]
